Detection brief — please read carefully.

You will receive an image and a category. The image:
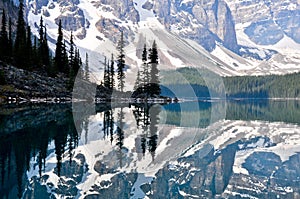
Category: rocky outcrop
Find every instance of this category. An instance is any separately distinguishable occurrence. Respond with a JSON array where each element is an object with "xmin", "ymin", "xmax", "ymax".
[
  {"xmin": 152, "ymin": 0, "xmax": 239, "ymax": 52},
  {"xmin": 93, "ymin": 0, "xmax": 139, "ymax": 43},
  {"xmin": 0, "ymin": 63, "xmax": 71, "ymax": 101},
  {"xmin": 226, "ymin": 0, "xmax": 300, "ymax": 45}
]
